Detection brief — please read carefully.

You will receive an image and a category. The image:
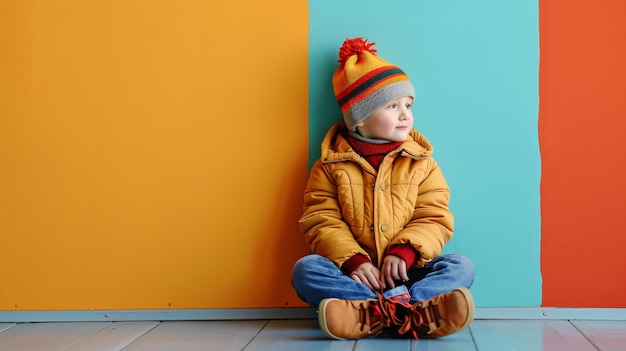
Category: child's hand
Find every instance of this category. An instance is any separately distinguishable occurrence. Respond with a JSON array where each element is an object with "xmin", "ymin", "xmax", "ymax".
[
  {"xmin": 381, "ymin": 255, "xmax": 409, "ymax": 290},
  {"xmin": 349, "ymin": 262, "xmax": 383, "ymax": 293}
]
